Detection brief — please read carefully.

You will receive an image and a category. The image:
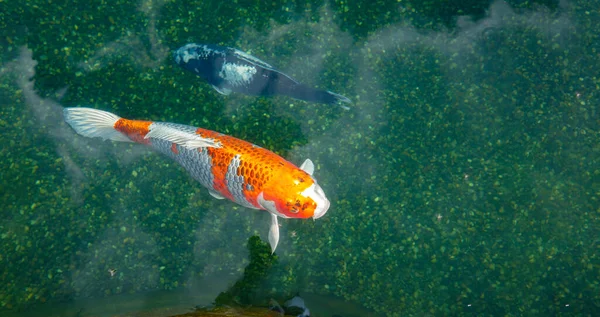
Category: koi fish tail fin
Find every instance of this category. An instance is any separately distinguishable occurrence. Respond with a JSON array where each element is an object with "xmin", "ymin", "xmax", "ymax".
[
  {"xmin": 325, "ymin": 90, "xmax": 352, "ymax": 110},
  {"xmin": 63, "ymin": 107, "xmax": 132, "ymax": 142},
  {"xmin": 284, "ymin": 84, "xmax": 352, "ymax": 109}
]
